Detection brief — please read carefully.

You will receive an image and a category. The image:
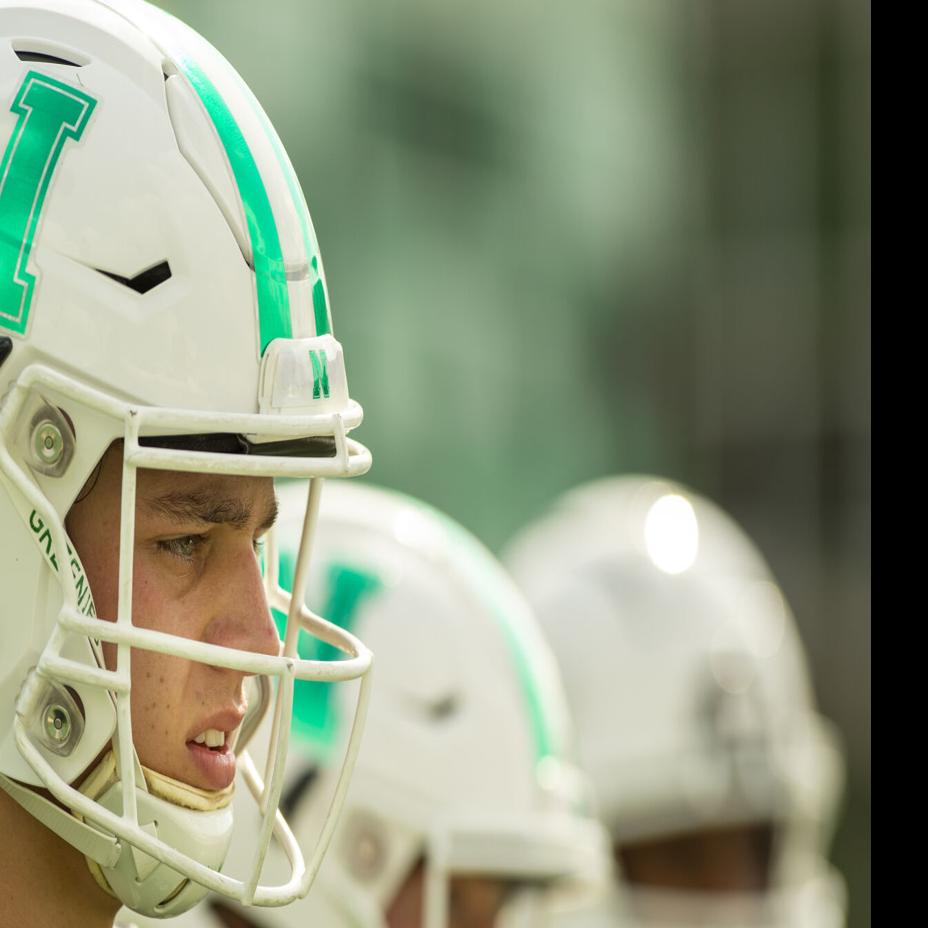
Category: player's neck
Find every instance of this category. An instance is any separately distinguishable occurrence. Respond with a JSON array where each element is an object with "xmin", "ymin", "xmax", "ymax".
[{"xmin": 0, "ymin": 787, "xmax": 119, "ymax": 928}]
